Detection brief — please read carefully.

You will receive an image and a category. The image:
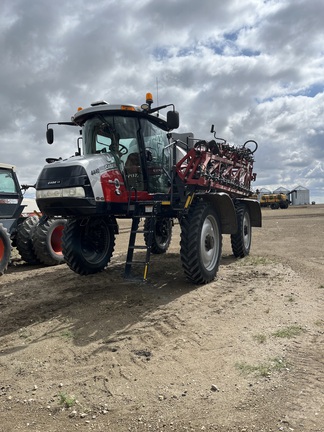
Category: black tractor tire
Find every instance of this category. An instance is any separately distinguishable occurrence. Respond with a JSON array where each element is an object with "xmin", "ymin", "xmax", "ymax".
[
  {"xmin": 231, "ymin": 203, "xmax": 252, "ymax": 258},
  {"xmin": 144, "ymin": 217, "xmax": 172, "ymax": 254},
  {"xmin": 62, "ymin": 217, "xmax": 115, "ymax": 275},
  {"xmin": 0, "ymin": 223, "xmax": 11, "ymax": 275},
  {"xmin": 270, "ymin": 202, "xmax": 279, "ymax": 209},
  {"xmin": 16, "ymin": 215, "xmax": 41, "ymax": 264},
  {"xmin": 32, "ymin": 218, "xmax": 67, "ymax": 266},
  {"xmin": 180, "ymin": 200, "xmax": 222, "ymax": 284},
  {"xmin": 279, "ymin": 201, "xmax": 289, "ymax": 209}
]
